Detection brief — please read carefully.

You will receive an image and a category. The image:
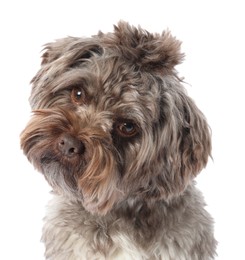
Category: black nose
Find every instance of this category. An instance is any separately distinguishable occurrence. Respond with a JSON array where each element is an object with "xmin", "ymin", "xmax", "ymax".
[{"xmin": 58, "ymin": 134, "xmax": 85, "ymax": 157}]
